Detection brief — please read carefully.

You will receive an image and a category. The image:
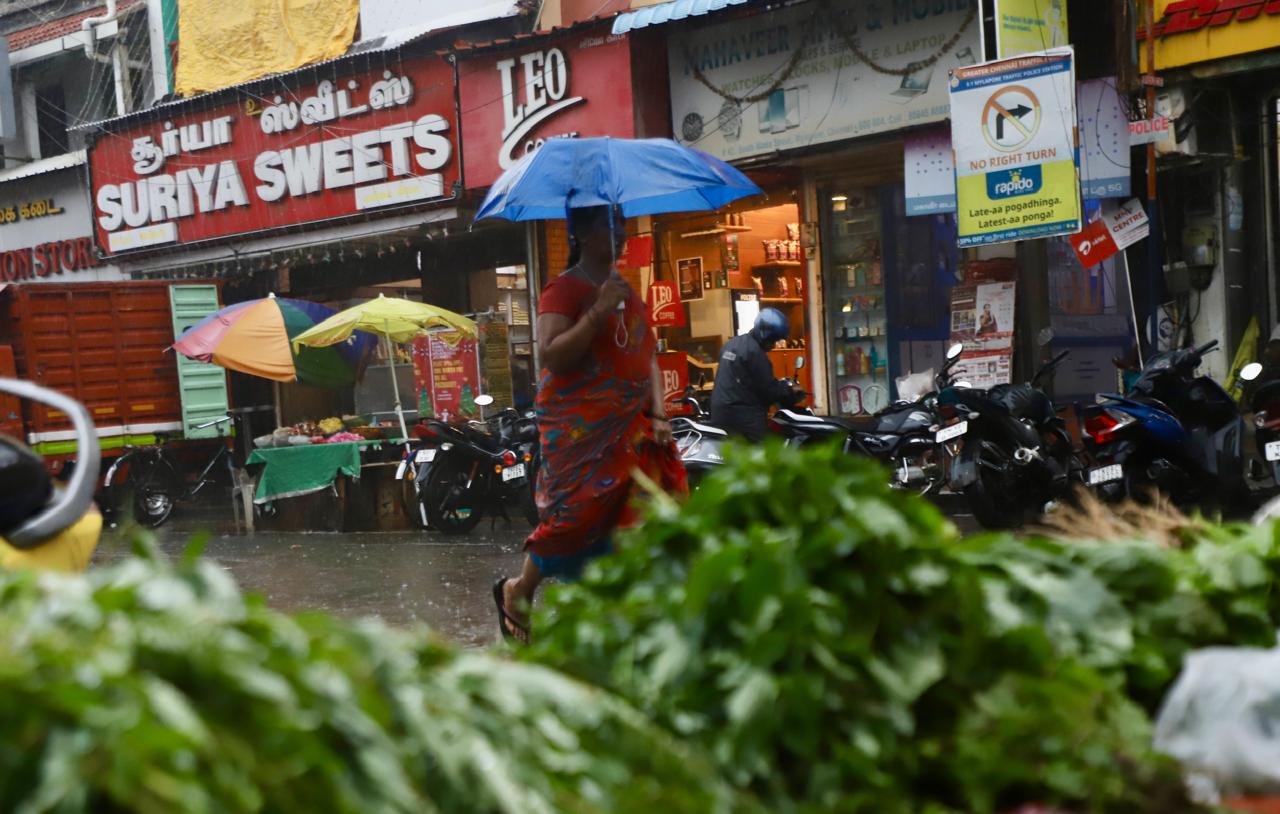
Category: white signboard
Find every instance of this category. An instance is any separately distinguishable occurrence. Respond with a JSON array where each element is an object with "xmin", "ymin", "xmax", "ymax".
[
  {"xmin": 1128, "ymin": 117, "xmax": 1170, "ymax": 146},
  {"xmin": 667, "ymin": 2, "xmax": 982, "ymax": 161},
  {"xmin": 949, "ymin": 47, "xmax": 1081, "ymax": 246},
  {"xmin": 1077, "ymin": 78, "xmax": 1130, "ymax": 199}
]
